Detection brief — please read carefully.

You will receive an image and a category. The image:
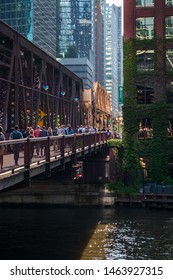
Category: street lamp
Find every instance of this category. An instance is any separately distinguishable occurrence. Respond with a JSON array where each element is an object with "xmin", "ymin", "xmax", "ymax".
[
  {"xmin": 42, "ymin": 85, "xmax": 49, "ymax": 91},
  {"xmin": 60, "ymin": 91, "xmax": 65, "ymax": 96},
  {"xmin": 73, "ymin": 97, "xmax": 78, "ymax": 102},
  {"xmin": 115, "ymin": 115, "xmax": 123, "ymax": 132},
  {"xmin": 59, "ymin": 91, "xmax": 66, "ymax": 124}
]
